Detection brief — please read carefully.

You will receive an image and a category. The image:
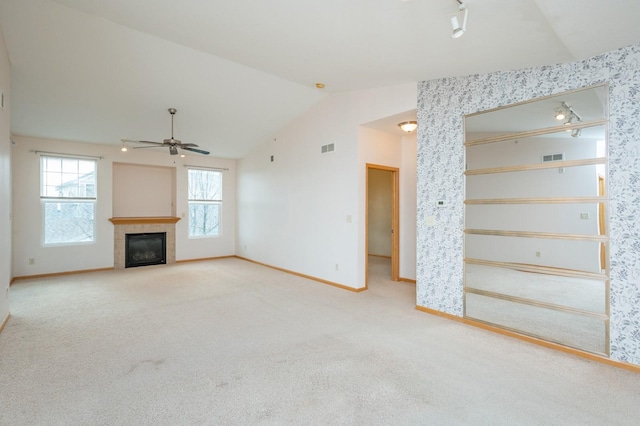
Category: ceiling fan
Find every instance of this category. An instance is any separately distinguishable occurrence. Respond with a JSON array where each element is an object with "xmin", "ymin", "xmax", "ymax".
[{"xmin": 122, "ymin": 108, "xmax": 210, "ymax": 156}]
